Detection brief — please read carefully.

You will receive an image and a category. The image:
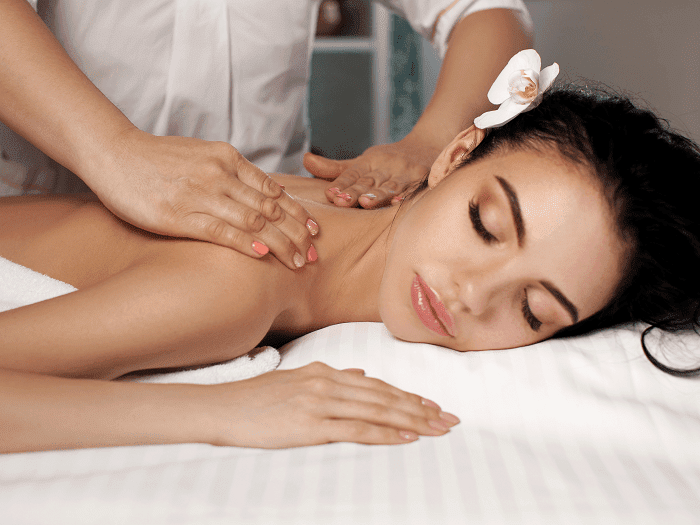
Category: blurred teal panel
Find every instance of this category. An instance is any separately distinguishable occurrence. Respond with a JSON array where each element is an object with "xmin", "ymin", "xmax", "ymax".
[{"xmin": 390, "ymin": 15, "xmax": 422, "ymax": 142}]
